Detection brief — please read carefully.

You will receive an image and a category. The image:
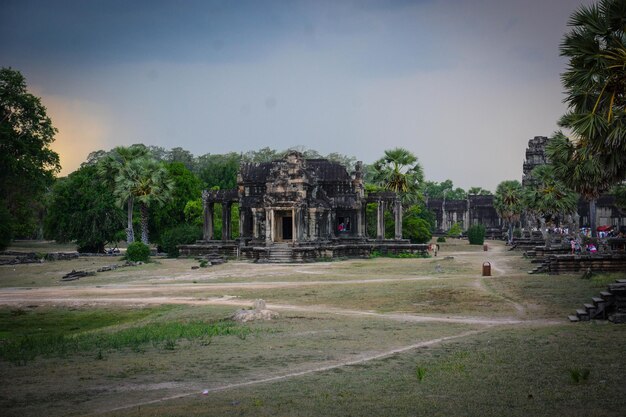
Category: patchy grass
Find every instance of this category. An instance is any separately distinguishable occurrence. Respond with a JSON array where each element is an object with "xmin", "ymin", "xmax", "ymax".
[
  {"xmin": 112, "ymin": 324, "xmax": 626, "ymax": 417},
  {"xmin": 0, "ymin": 306, "xmax": 258, "ymax": 365}
]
